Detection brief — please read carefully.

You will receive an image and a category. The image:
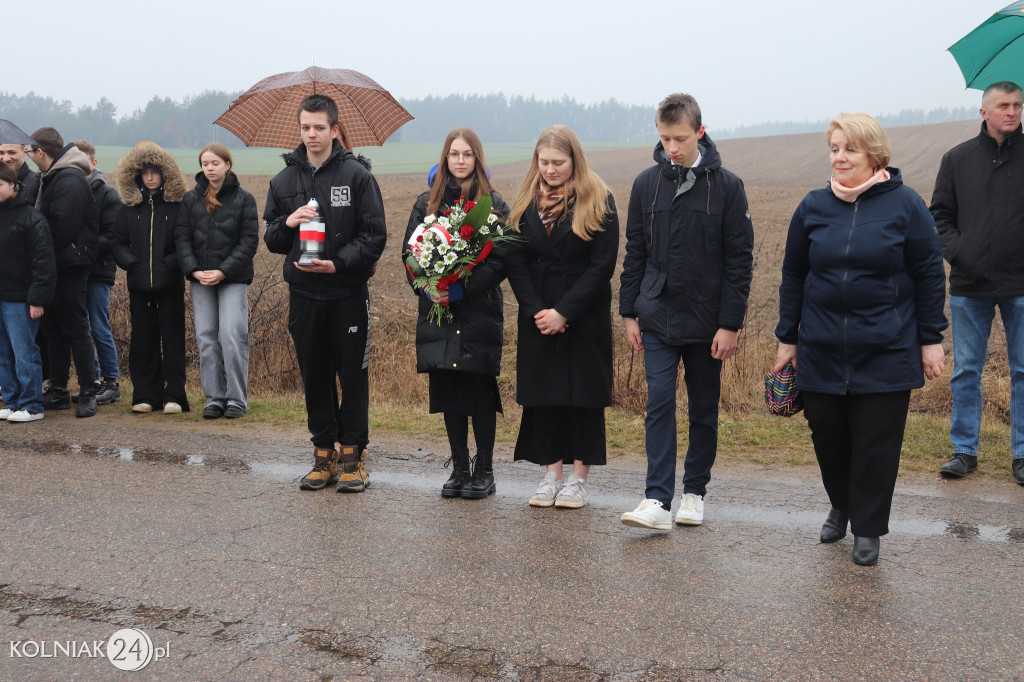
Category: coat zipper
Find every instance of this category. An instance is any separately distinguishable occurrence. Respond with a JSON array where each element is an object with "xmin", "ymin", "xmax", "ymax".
[
  {"xmin": 148, "ymin": 196, "xmax": 155, "ymax": 289},
  {"xmin": 841, "ymin": 199, "xmax": 859, "ymax": 392}
]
